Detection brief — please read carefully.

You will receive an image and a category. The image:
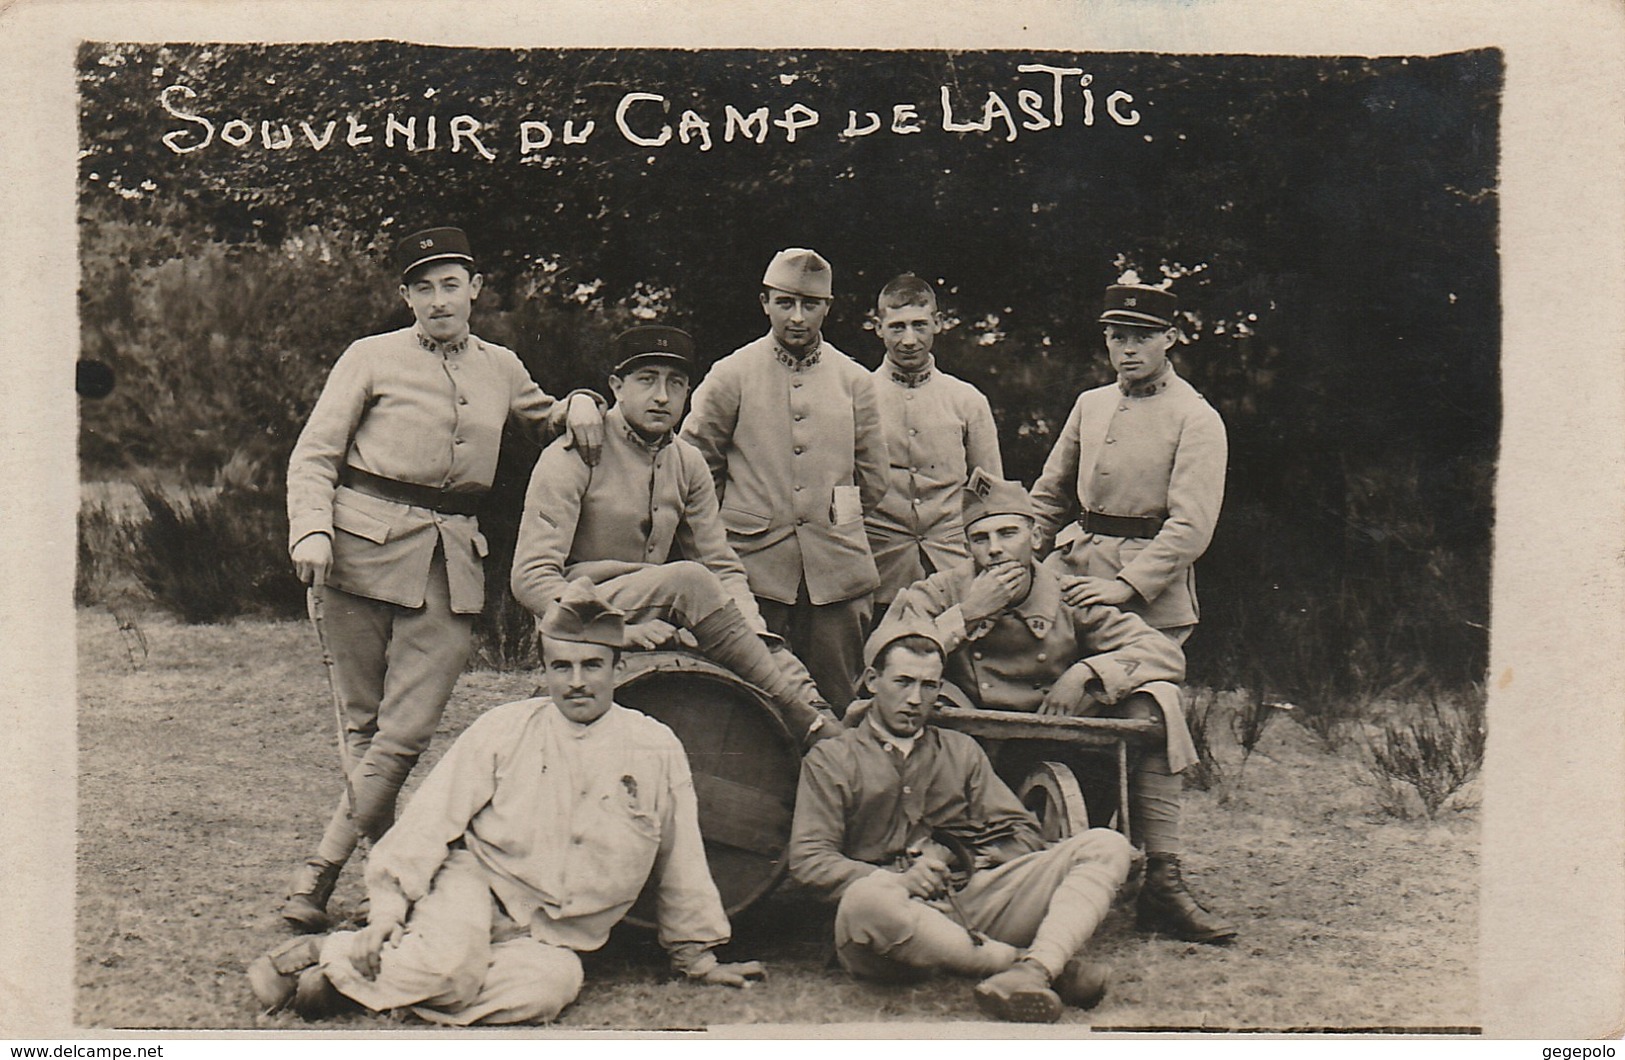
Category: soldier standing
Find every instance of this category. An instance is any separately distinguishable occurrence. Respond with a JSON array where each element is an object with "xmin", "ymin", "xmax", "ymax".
[
  {"xmin": 1030, "ymin": 283, "xmax": 1225, "ymax": 638},
  {"xmin": 864, "ymin": 274, "xmax": 1003, "ymax": 609},
  {"xmin": 280, "ymin": 226, "xmax": 605, "ymax": 932},
  {"xmin": 1028, "ymin": 282, "xmax": 1234, "ymax": 941},
  {"xmin": 681, "ymin": 248, "xmax": 889, "ymax": 712}
]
